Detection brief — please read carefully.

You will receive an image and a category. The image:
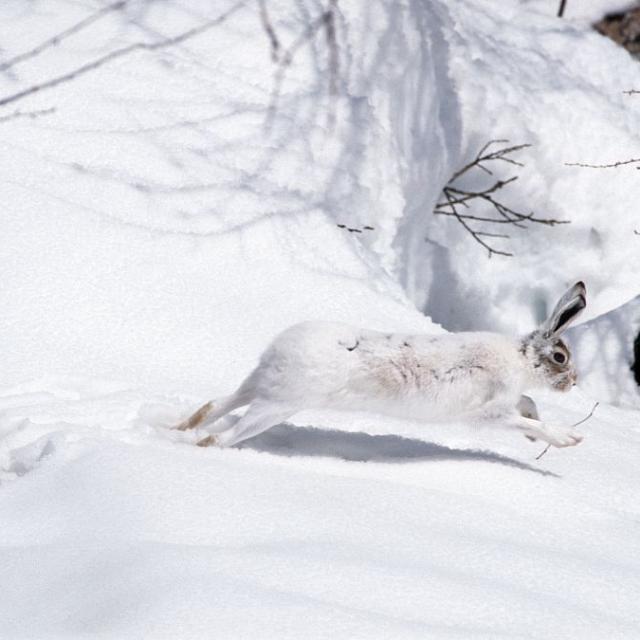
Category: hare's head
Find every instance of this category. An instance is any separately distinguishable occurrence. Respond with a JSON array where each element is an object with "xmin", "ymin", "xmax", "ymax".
[{"xmin": 520, "ymin": 281, "xmax": 586, "ymax": 392}]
